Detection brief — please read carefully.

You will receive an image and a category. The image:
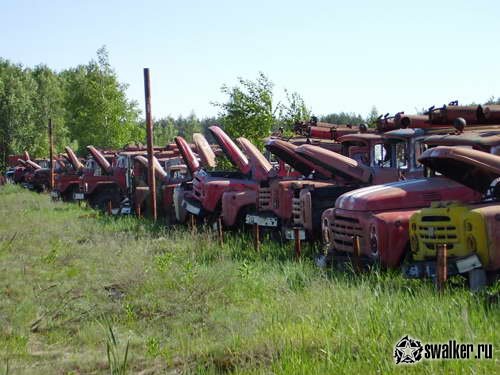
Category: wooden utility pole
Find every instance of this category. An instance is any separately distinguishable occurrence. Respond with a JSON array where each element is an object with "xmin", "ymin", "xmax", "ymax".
[
  {"xmin": 143, "ymin": 68, "xmax": 157, "ymax": 221},
  {"xmin": 48, "ymin": 118, "xmax": 54, "ymax": 190}
]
